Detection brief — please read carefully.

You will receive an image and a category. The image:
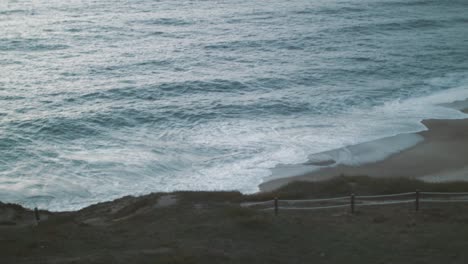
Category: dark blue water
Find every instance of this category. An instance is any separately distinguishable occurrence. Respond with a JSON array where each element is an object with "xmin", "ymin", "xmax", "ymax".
[{"xmin": 1, "ymin": 0, "xmax": 468, "ymax": 210}]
